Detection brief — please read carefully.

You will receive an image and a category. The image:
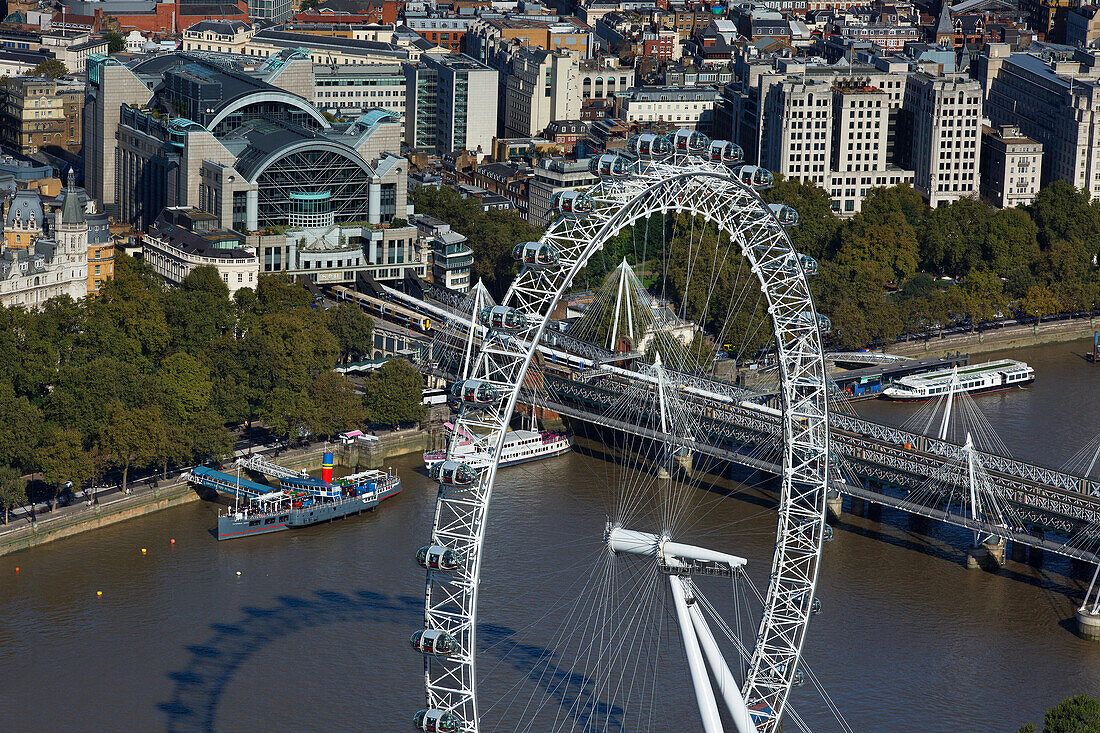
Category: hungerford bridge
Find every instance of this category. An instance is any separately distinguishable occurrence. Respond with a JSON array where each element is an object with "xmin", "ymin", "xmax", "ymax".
[{"xmin": 340, "ymin": 143, "xmax": 1100, "ymax": 733}]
